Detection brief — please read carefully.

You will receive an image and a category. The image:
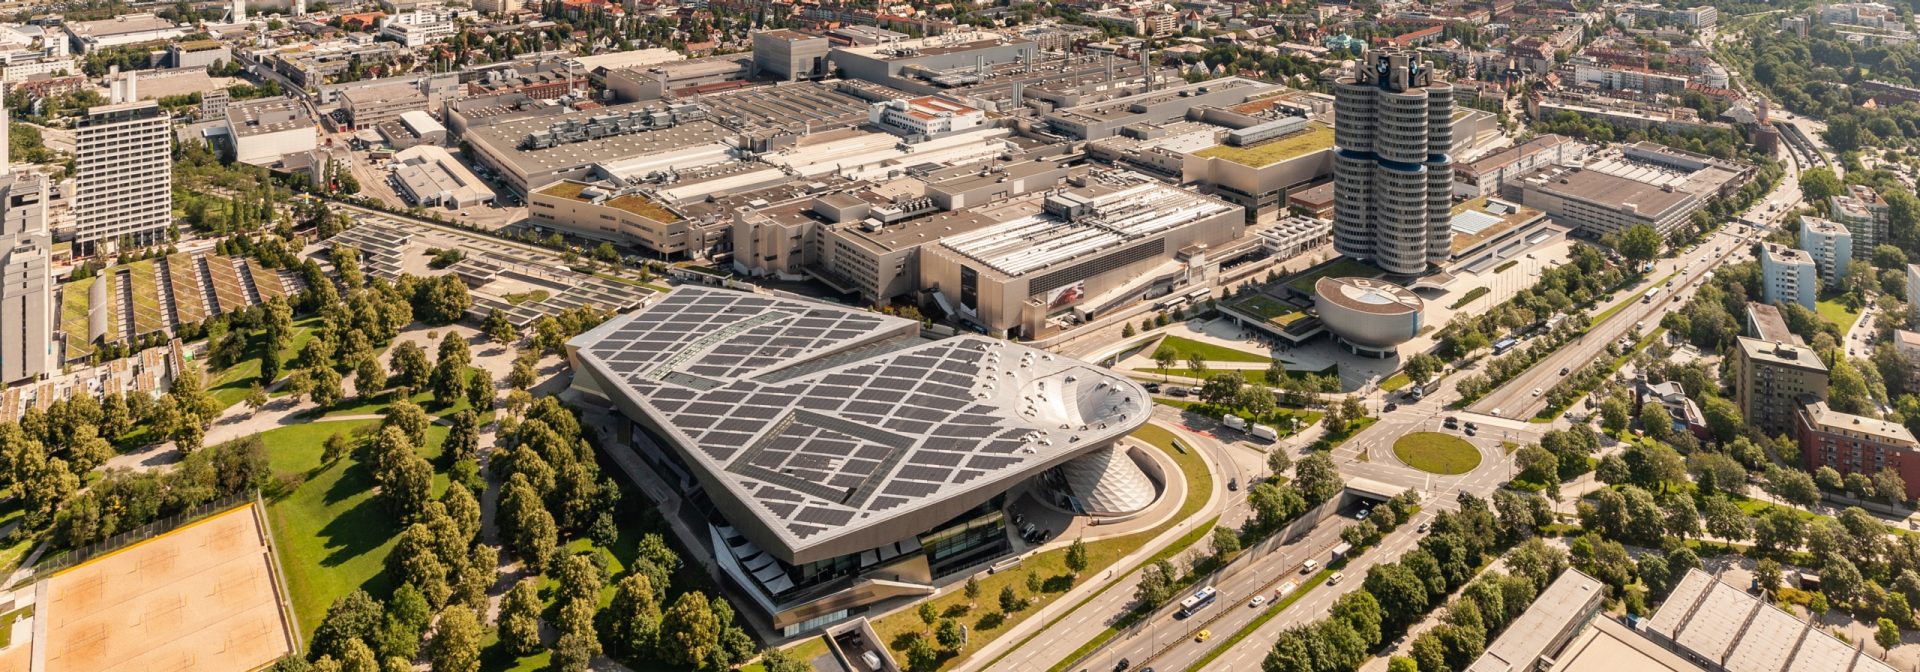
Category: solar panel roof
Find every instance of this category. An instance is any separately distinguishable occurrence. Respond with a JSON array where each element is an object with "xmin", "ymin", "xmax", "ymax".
[{"xmin": 570, "ymin": 286, "xmax": 1149, "ymax": 563}]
